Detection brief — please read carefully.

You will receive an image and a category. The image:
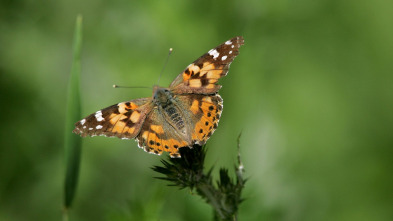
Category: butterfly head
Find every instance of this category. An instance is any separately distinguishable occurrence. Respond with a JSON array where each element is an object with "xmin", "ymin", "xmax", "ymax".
[{"xmin": 153, "ymin": 85, "xmax": 172, "ymax": 106}]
